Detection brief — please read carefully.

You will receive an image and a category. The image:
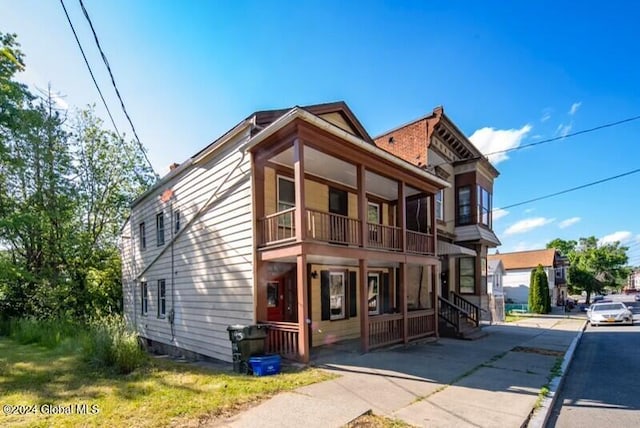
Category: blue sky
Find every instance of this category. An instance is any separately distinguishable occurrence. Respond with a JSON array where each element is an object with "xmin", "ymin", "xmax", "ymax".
[{"xmin": 2, "ymin": 1, "xmax": 640, "ymax": 263}]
